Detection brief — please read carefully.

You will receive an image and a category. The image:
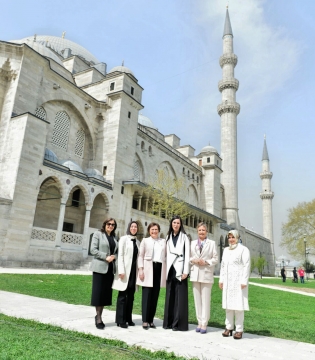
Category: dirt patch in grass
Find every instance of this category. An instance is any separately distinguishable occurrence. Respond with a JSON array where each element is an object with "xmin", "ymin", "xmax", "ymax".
[{"xmin": 269, "ymin": 285, "xmax": 315, "ymax": 294}]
